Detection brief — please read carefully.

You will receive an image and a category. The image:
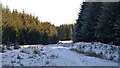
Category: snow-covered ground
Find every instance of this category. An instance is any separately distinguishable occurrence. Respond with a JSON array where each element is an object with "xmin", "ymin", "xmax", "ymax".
[
  {"xmin": 71, "ymin": 42, "xmax": 119, "ymax": 62},
  {"xmin": 59, "ymin": 40, "xmax": 73, "ymax": 43},
  {"xmin": 0, "ymin": 43, "xmax": 118, "ymax": 66}
]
